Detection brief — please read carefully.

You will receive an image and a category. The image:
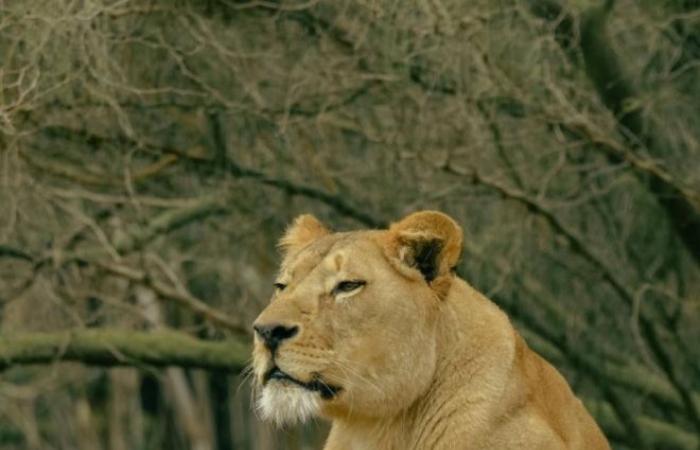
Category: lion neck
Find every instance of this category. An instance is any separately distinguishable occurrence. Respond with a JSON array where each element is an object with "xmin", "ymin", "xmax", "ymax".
[{"xmin": 325, "ymin": 278, "xmax": 516, "ymax": 450}]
